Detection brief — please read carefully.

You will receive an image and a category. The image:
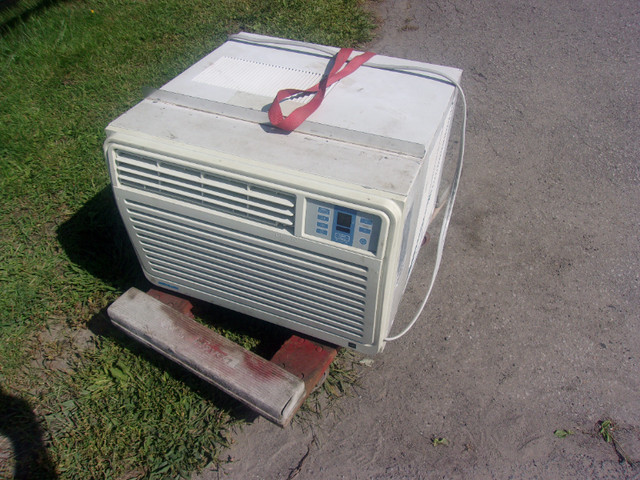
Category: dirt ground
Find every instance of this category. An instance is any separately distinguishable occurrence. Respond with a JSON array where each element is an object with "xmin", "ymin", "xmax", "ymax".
[{"xmin": 196, "ymin": 1, "xmax": 640, "ymax": 478}]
